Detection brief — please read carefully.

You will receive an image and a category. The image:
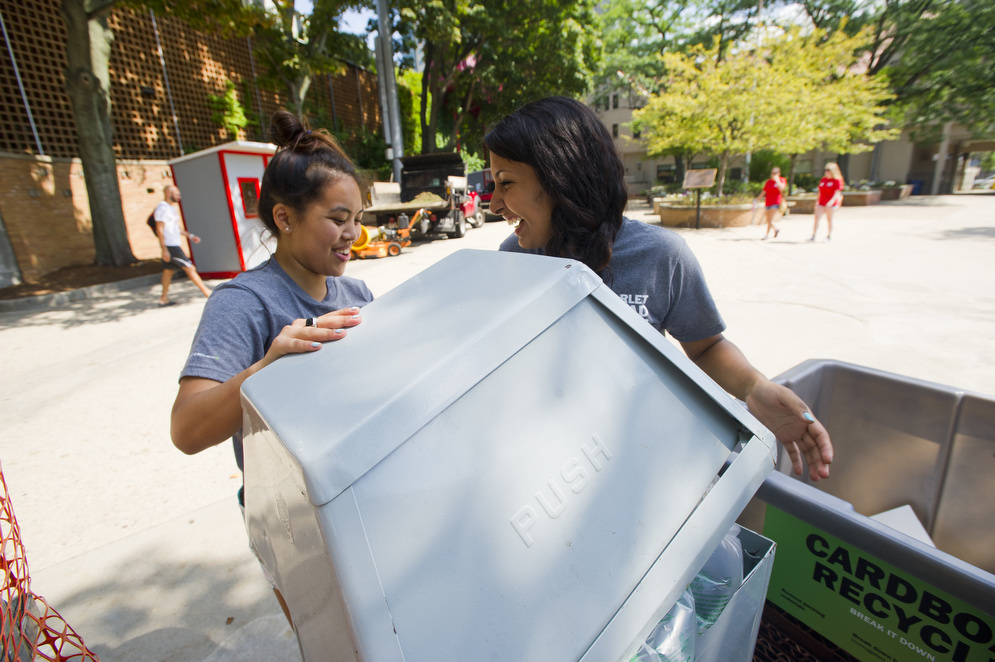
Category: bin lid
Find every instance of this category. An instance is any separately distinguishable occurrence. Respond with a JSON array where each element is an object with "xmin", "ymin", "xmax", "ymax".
[
  {"xmin": 242, "ymin": 249, "xmax": 774, "ymax": 507},
  {"xmin": 242, "ymin": 250, "xmax": 607, "ymax": 505}
]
